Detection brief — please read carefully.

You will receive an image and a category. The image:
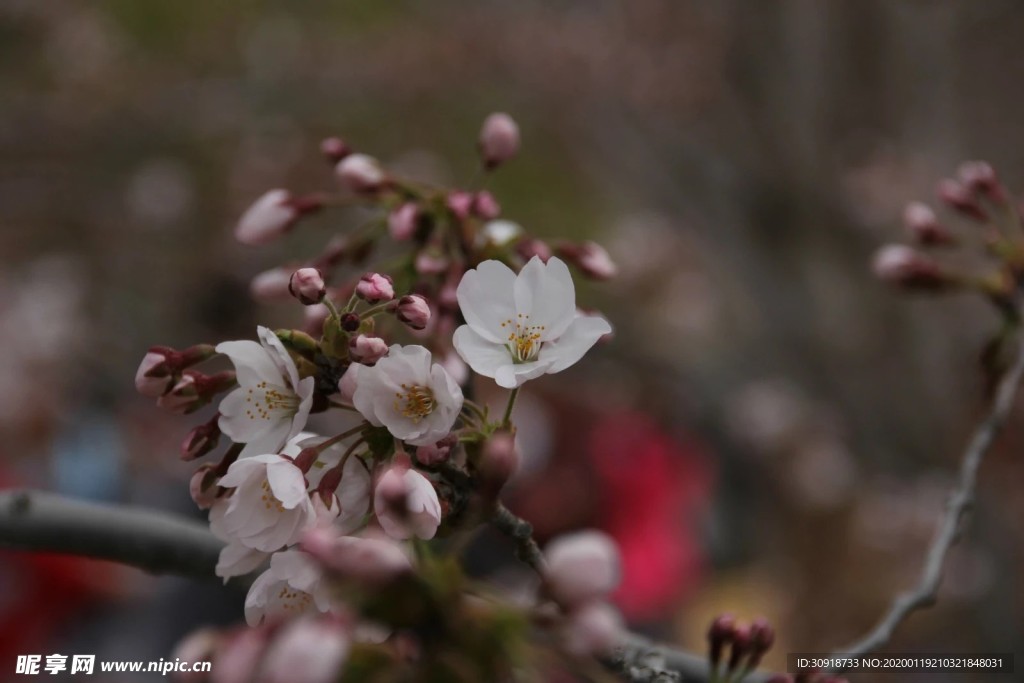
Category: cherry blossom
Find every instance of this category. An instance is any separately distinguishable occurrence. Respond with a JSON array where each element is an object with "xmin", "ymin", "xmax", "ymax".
[
  {"xmin": 216, "ymin": 326, "xmax": 315, "ymax": 459},
  {"xmin": 349, "ymin": 344, "xmax": 462, "ymax": 447},
  {"xmin": 373, "ymin": 458, "xmax": 442, "ymax": 540},
  {"xmin": 211, "ymin": 453, "xmax": 316, "ymax": 552},
  {"xmin": 244, "ymin": 550, "xmax": 331, "ymax": 627},
  {"xmin": 453, "ymin": 256, "xmax": 611, "ymax": 388}
]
